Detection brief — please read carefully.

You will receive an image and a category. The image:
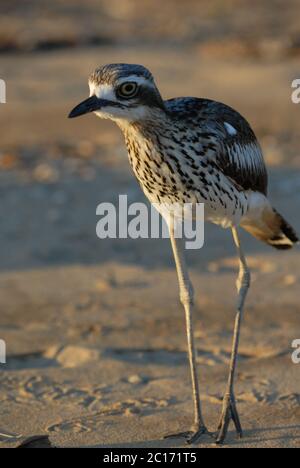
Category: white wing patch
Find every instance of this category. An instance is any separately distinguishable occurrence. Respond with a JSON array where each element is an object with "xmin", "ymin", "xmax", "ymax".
[{"xmin": 224, "ymin": 122, "xmax": 238, "ymax": 136}]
